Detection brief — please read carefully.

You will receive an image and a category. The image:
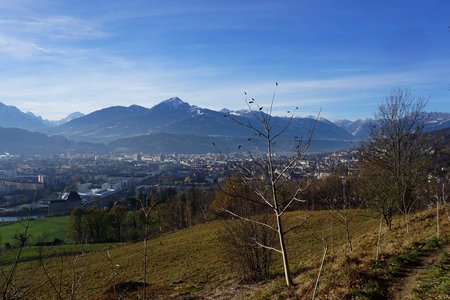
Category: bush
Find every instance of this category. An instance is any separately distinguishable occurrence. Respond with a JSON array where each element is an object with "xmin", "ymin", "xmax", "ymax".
[{"xmin": 218, "ymin": 214, "xmax": 276, "ymax": 282}]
